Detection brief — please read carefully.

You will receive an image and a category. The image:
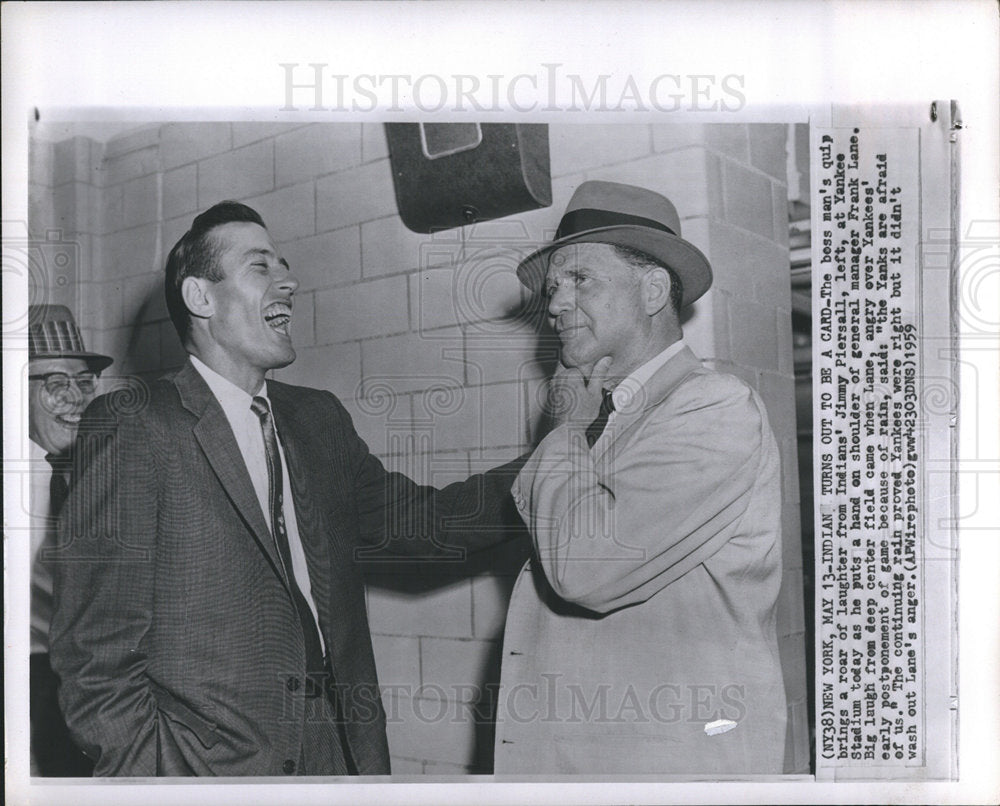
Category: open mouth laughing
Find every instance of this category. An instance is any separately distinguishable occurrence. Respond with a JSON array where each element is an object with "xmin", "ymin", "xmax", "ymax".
[{"xmin": 263, "ymin": 301, "xmax": 292, "ymax": 336}]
